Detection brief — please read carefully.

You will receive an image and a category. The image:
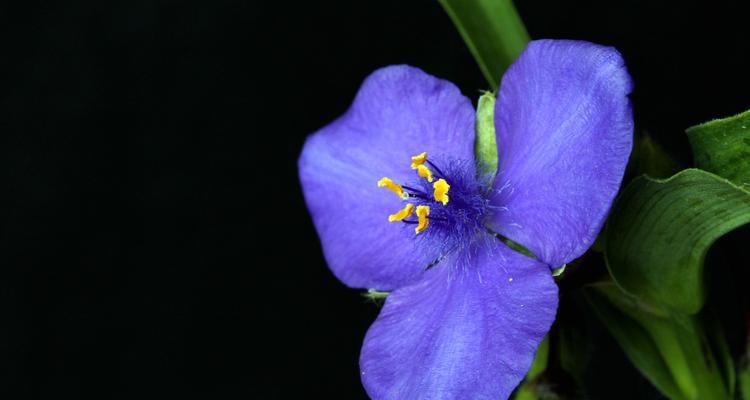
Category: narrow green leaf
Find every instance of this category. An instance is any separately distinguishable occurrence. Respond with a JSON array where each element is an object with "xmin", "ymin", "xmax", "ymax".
[
  {"xmin": 687, "ymin": 108, "xmax": 750, "ymax": 187},
  {"xmin": 741, "ymin": 357, "xmax": 750, "ymax": 400},
  {"xmin": 513, "ymin": 336, "xmax": 554, "ymax": 400},
  {"xmin": 558, "ymin": 318, "xmax": 587, "ymax": 385},
  {"xmin": 585, "ymin": 283, "xmax": 683, "ymax": 399},
  {"xmin": 475, "ymin": 91, "xmax": 498, "ymax": 181},
  {"xmin": 605, "ymin": 169, "xmax": 750, "ymax": 314},
  {"xmin": 438, "ymin": 0, "xmax": 529, "ymax": 89},
  {"xmin": 709, "ymin": 315, "xmax": 736, "ymax": 398},
  {"xmin": 527, "ymin": 335, "xmax": 549, "ymax": 381},
  {"xmin": 740, "ymin": 338, "xmax": 750, "ymax": 399},
  {"xmin": 513, "ymin": 383, "xmax": 562, "ymax": 400},
  {"xmin": 587, "ymin": 282, "xmax": 733, "ymax": 400}
]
